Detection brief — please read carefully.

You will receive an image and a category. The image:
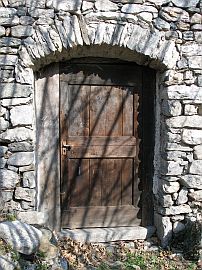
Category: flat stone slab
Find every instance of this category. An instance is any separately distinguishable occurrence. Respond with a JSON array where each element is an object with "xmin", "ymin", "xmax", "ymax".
[{"xmin": 59, "ymin": 226, "xmax": 155, "ymax": 243}]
